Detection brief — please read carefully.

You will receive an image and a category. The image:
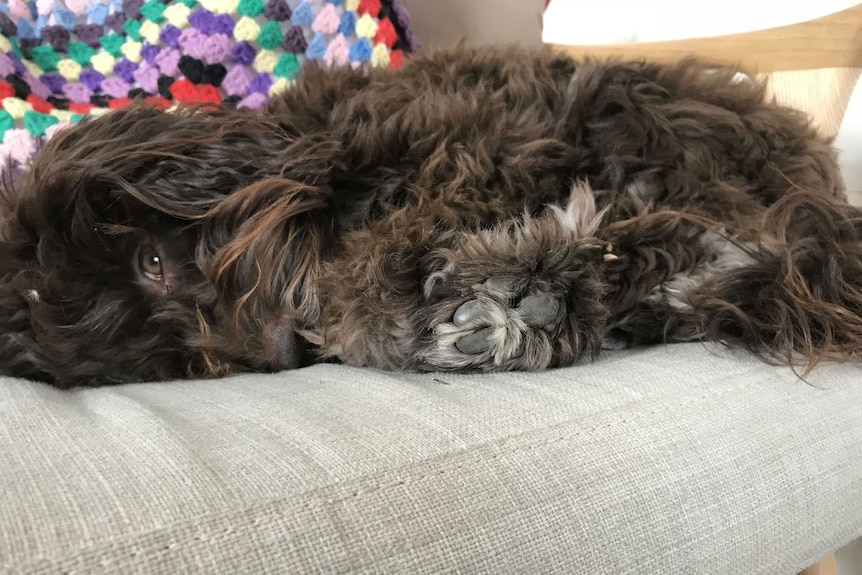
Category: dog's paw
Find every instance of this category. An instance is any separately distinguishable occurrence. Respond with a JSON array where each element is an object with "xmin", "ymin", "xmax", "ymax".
[
  {"xmin": 429, "ymin": 276, "xmax": 564, "ymax": 369},
  {"xmin": 452, "ymin": 289, "xmax": 560, "ymax": 353},
  {"xmin": 413, "ymin": 186, "xmax": 610, "ymax": 372}
]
